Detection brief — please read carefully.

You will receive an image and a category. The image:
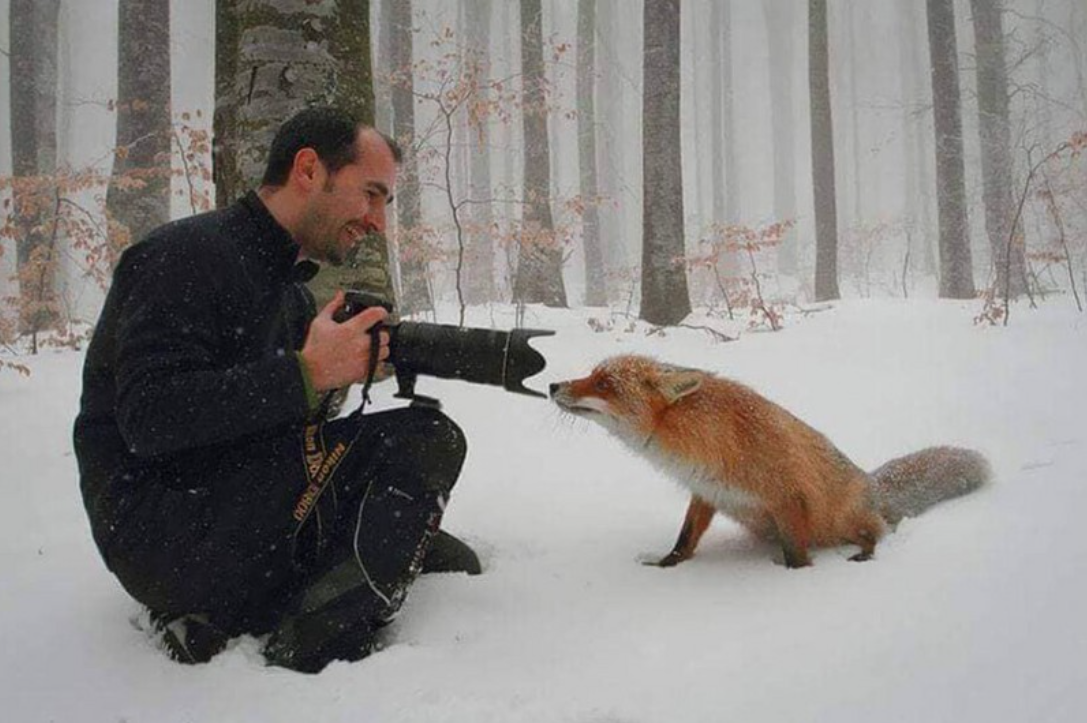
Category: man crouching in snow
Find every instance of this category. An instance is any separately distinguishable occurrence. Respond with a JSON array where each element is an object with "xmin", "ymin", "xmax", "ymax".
[{"xmin": 73, "ymin": 107, "xmax": 479, "ymax": 673}]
